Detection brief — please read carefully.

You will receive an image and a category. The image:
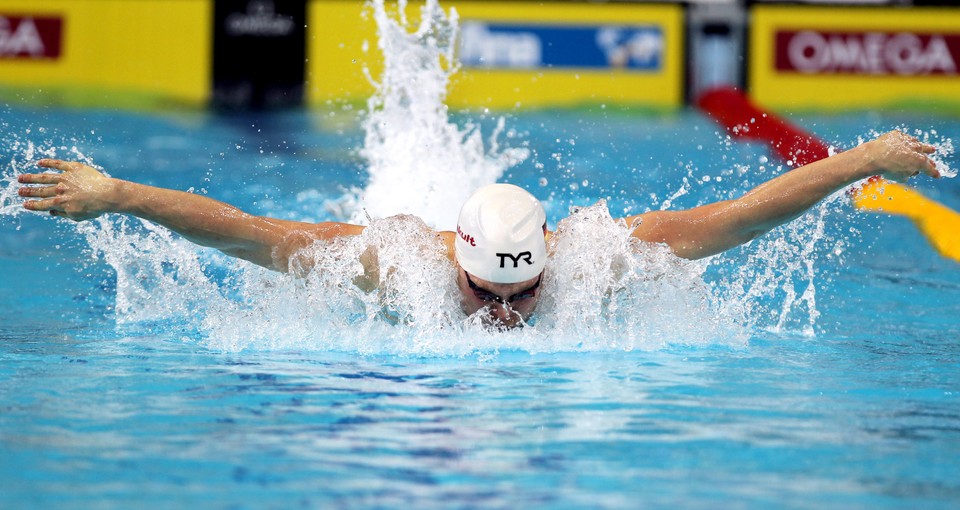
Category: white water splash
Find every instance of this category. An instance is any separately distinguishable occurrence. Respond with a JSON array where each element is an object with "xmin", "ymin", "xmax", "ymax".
[
  {"xmin": 201, "ymin": 214, "xmax": 467, "ymax": 354},
  {"xmin": 538, "ymin": 201, "xmax": 745, "ymax": 351},
  {"xmin": 191, "ymin": 208, "xmax": 746, "ymax": 354},
  {"xmin": 79, "ymin": 217, "xmax": 225, "ymax": 325},
  {"xmin": 347, "ymin": 0, "xmax": 528, "ymax": 230},
  {"xmin": 906, "ymin": 127, "xmax": 955, "ymax": 178},
  {"xmin": 715, "ymin": 198, "xmax": 837, "ymax": 337}
]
